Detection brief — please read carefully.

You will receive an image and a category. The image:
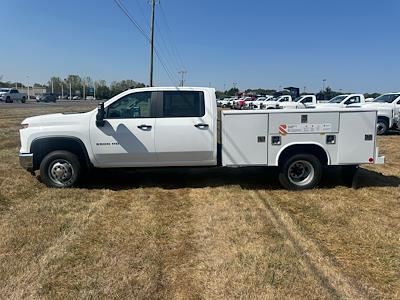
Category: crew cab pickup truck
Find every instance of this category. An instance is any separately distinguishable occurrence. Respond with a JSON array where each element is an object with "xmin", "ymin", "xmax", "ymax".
[
  {"xmin": 312, "ymin": 94, "xmax": 366, "ymax": 108},
  {"xmin": 0, "ymin": 88, "xmax": 27, "ymax": 103},
  {"xmin": 278, "ymin": 95, "xmax": 317, "ymax": 109},
  {"xmin": 19, "ymin": 87, "xmax": 384, "ymax": 190},
  {"xmin": 349, "ymin": 92, "xmax": 400, "ymax": 135},
  {"xmin": 259, "ymin": 95, "xmax": 293, "ymax": 109}
]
